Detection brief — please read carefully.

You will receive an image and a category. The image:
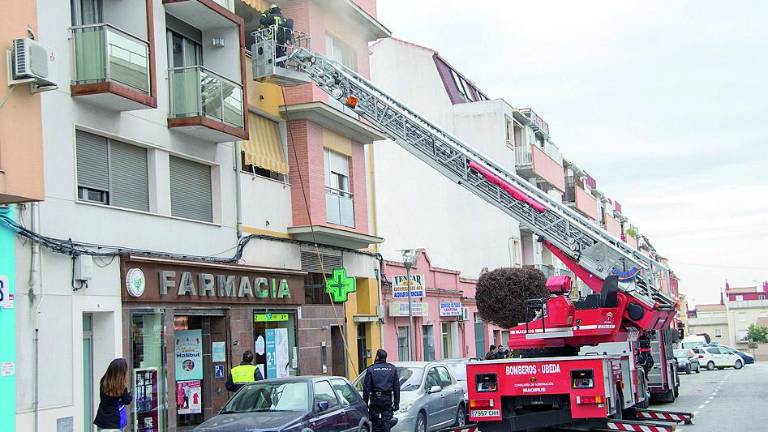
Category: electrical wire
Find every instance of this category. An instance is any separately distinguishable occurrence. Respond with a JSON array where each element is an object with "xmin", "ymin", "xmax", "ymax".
[
  {"xmin": 0, "ymin": 85, "xmax": 17, "ymax": 110},
  {"xmin": 281, "ymin": 84, "xmax": 357, "ymax": 374}
]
